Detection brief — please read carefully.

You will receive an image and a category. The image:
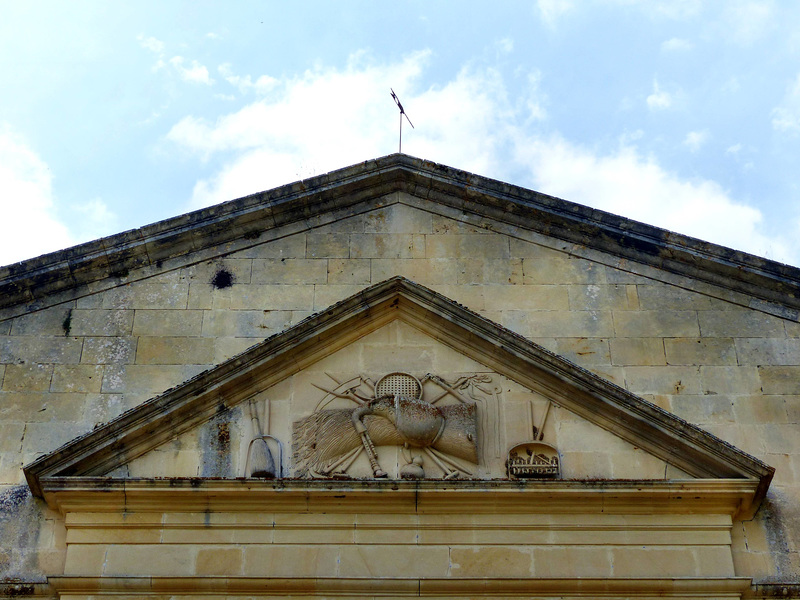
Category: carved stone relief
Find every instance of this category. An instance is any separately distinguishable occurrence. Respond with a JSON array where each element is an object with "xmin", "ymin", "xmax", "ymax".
[
  {"xmin": 292, "ymin": 372, "xmax": 487, "ymax": 479},
  {"xmin": 506, "ymin": 398, "xmax": 561, "ymax": 479}
]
